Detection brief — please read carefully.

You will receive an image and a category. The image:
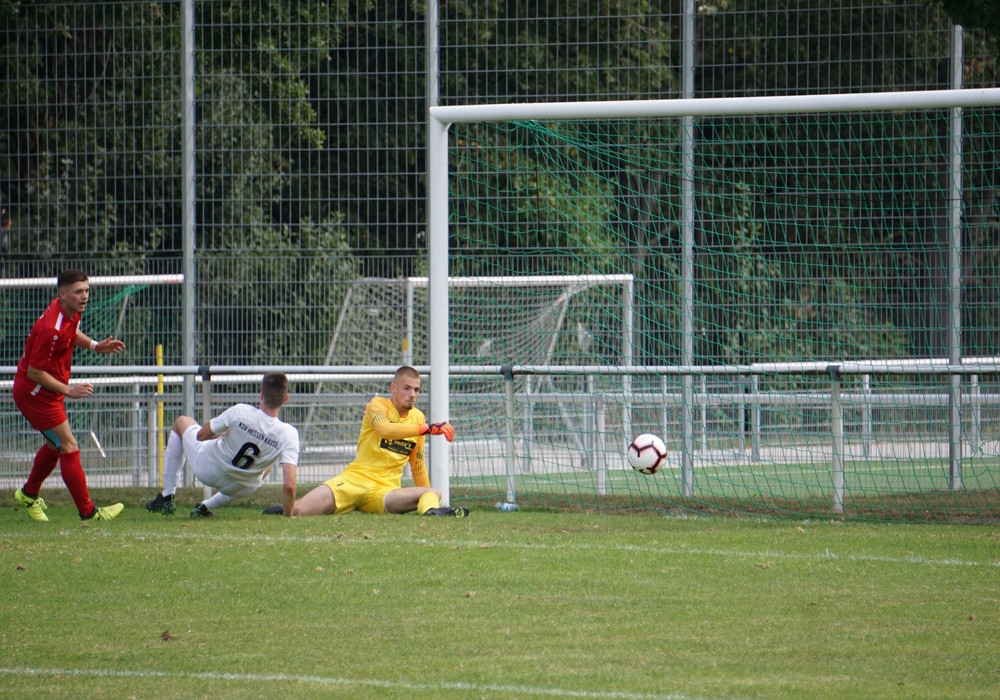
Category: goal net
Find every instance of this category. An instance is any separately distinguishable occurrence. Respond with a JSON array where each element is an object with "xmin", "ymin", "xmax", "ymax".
[
  {"xmin": 0, "ymin": 275, "xmax": 183, "ymax": 486},
  {"xmin": 302, "ymin": 275, "xmax": 635, "ymax": 457},
  {"xmin": 319, "ymin": 275, "xmax": 632, "ymax": 367},
  {"xmin": 432, "ymin": 92, "xmax": 1000, "ymax": 522}
]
